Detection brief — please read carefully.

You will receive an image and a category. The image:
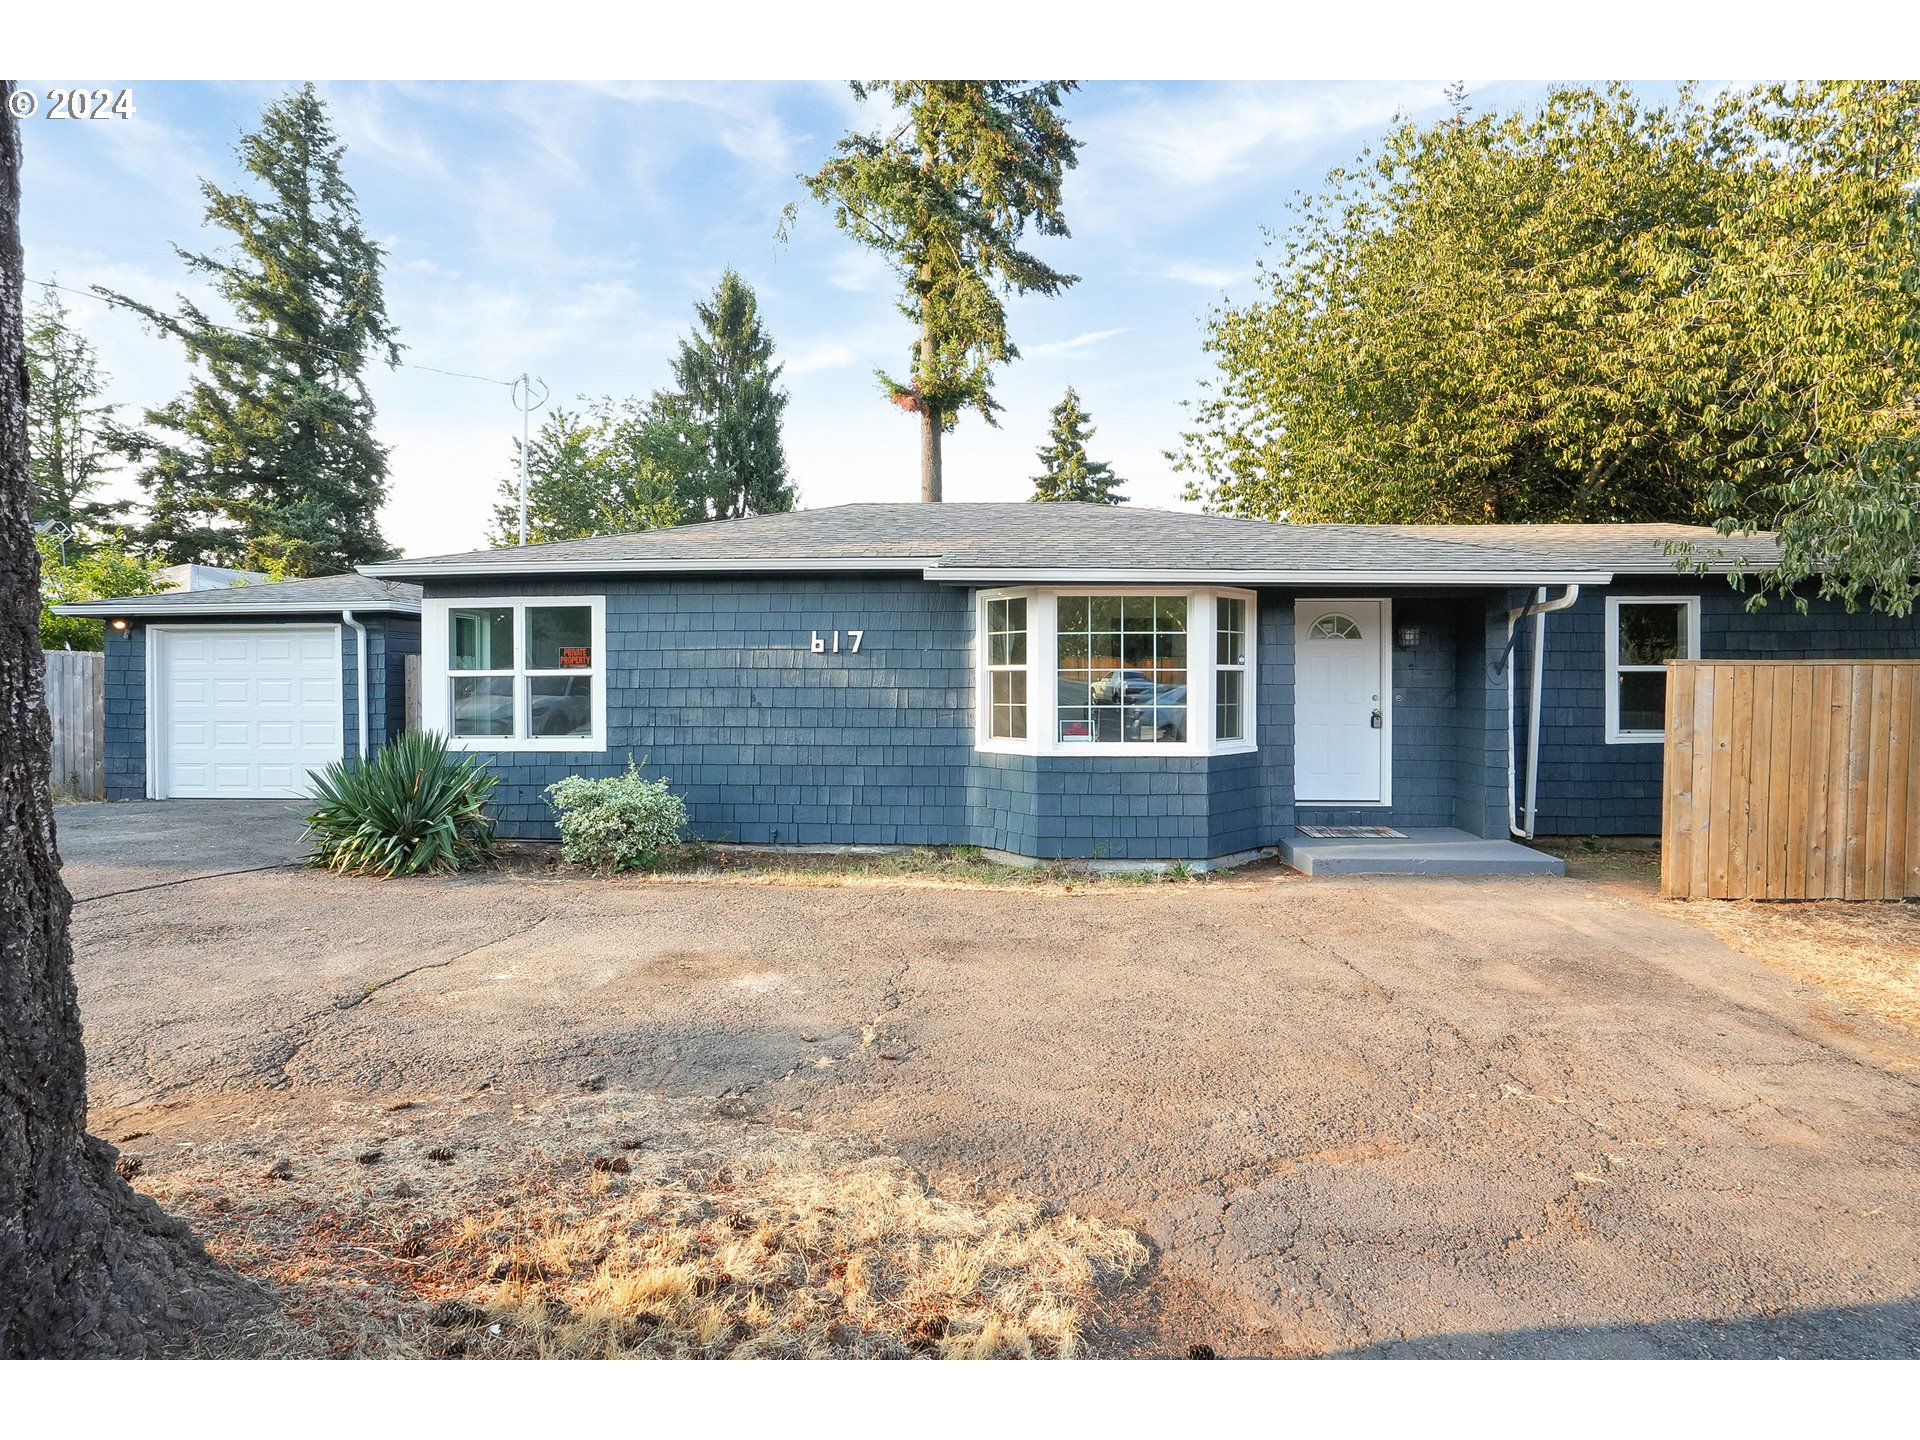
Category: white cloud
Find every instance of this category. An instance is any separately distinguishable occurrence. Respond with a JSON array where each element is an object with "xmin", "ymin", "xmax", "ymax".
[
  {"xmin": 1024, "ymin": 327, "xmax": 1131, "ymax": 360},
  {"xmin": 1087, "ymin": 81, "xmax": 1441, "ymax": 192},
  {"xmin": 825, "ymin": 249, "xmax": 890, "ymax": 293},
  {"xmin": 782, "ymin": 338, "xmax": 861, "ymax": 376},
  {"xmin": 1158, "ymin": 260, "xmax": 1247, "ymax": 289}
]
